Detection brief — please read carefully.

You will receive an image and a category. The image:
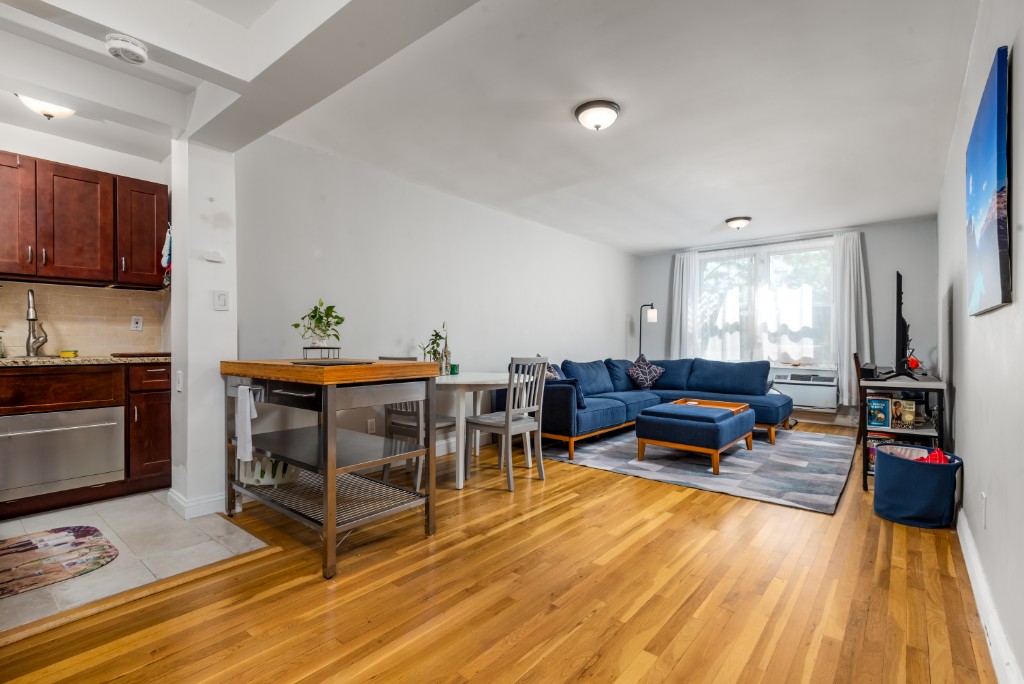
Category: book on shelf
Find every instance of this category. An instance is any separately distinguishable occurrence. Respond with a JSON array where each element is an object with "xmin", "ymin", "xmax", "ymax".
[
  {"xmin": 890, "ymin": 398, "xmax": 916, "ymax": 429},
  {"xmin": 865, "ymin": 432, "xmax": 895, "ymax": 473},
  {"xmin": 866, "ymin": 396, "xmax": 891, "ymax": 428}
]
